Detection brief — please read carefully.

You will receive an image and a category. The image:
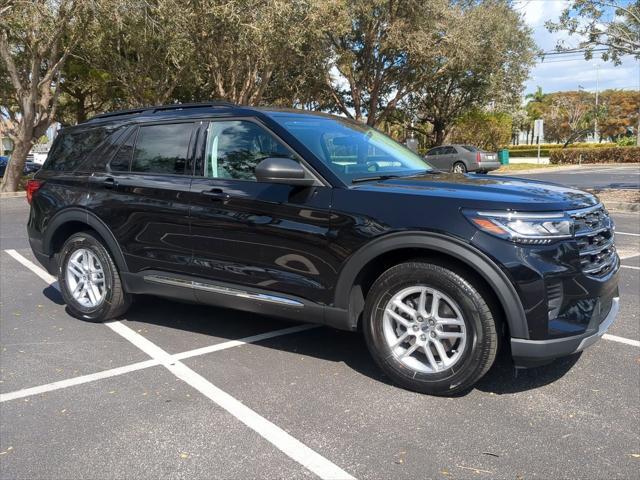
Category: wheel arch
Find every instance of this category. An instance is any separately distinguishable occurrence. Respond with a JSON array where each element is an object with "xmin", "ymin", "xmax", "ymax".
[
  {"xmin": 43, "ymin": 207, "xmax": 129, "ymax": 274},
  {"xmin": 334, "ymin": 232, "xmax": 528, "ymax": 338}
]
